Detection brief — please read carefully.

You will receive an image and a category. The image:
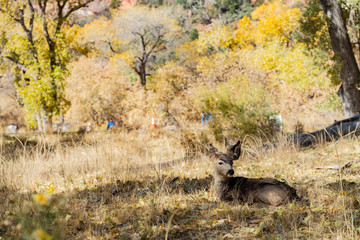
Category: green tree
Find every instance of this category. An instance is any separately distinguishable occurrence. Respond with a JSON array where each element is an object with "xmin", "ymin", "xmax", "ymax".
[
  {"xmin": 214, "ymin": 0, "xmax": 254, "ymax": 22},
  {"xmin": 0, "ymin": 0, "xmax": 94, "ymax": 130}
]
